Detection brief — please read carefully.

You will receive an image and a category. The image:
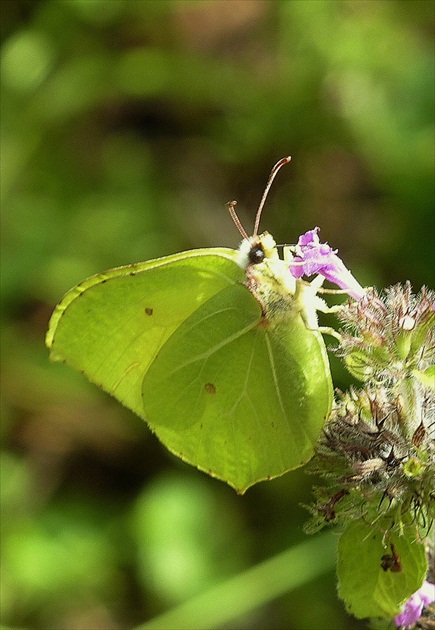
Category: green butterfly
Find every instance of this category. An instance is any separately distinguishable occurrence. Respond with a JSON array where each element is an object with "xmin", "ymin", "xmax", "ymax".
[{"xmin": 46, "ymin": 157, "xmax": 332, "ymax": 493}]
